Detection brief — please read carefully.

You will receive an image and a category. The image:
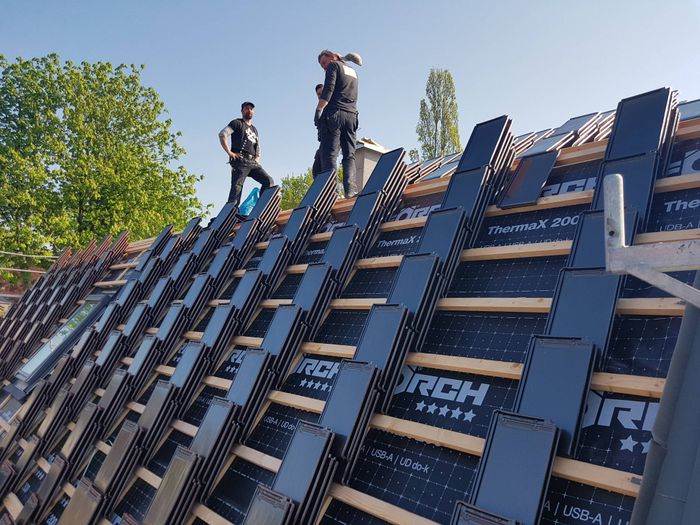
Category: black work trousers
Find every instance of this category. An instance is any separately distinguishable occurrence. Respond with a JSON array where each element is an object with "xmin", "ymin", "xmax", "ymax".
[
  {"xmin": 227, "ymin": 158, "xmax": 273, "ymax": 206},
  {"xmin": 319, "ymin": 109, "xmax": 359, "ymax": 197}
]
